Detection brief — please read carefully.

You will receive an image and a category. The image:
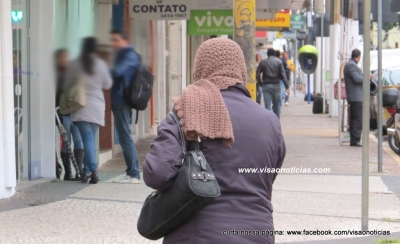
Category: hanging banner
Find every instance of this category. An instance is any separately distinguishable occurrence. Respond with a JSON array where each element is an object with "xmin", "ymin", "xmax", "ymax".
[
  {"xmin": 256, "ymin": 12, "xmax": 290, "ymax": 28},
  {"xmin": 188, "ymin": 10, "xmax": 233, "ymax": 35},
  {"xmin": 129, "ymin": 0, "xmax": 191, "ymax": 20}
]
